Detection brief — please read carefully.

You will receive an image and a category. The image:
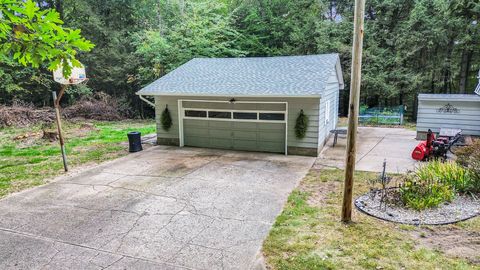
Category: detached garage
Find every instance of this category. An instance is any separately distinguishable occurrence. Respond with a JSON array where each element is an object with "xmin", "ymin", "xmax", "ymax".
[{"xmin": 137, "ymin": 54, "xmax": 344, "ymax": 156}]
